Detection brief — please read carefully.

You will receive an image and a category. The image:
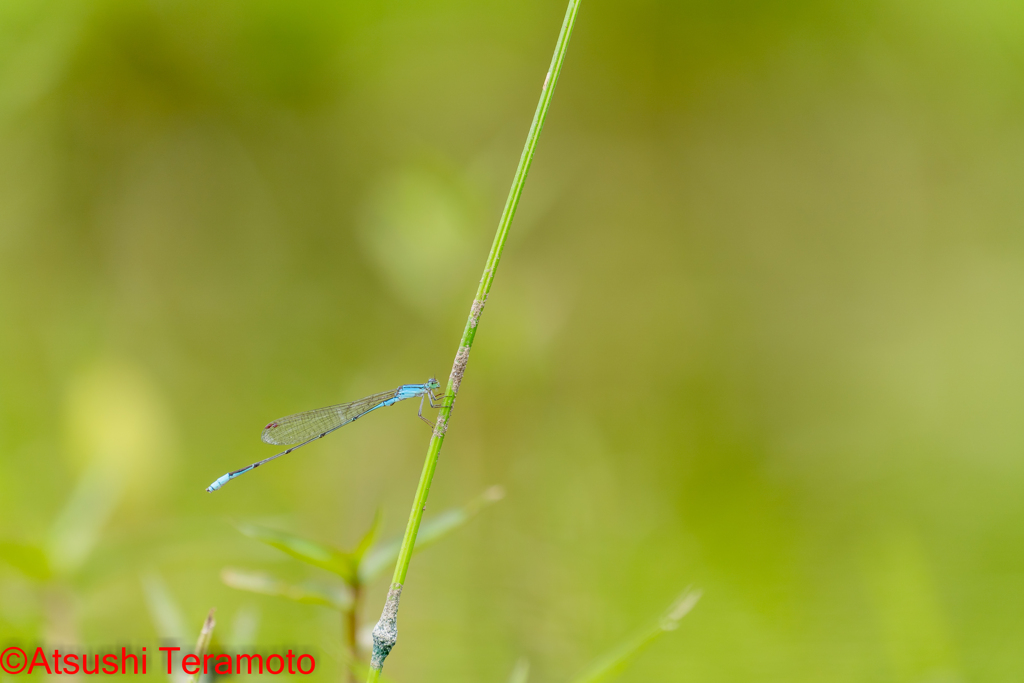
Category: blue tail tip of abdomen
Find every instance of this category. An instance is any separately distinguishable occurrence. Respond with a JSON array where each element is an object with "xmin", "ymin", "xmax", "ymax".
[{"xmin": 206, "ymin": 473, "xmax": 231, "ymax": 492}]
